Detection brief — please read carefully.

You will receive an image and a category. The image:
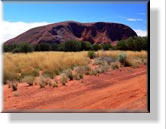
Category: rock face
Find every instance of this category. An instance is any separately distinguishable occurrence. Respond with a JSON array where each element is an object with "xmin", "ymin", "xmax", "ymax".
[{"xmin": 4, "ymin": 21, "xmax": 137, "ymax": 45}]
